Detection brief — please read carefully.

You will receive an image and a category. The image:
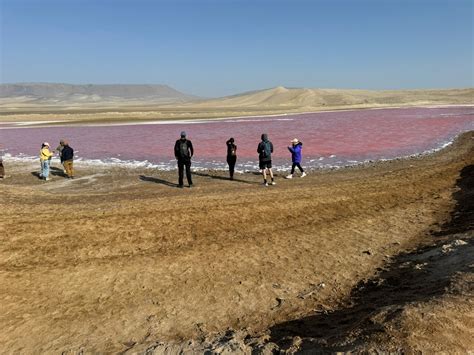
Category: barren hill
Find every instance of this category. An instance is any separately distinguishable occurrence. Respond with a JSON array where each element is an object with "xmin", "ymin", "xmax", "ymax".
[
  {"xmin": 191, "ymin": 86, "xmax": 474, "ymax": 109},
  {"xmin": 1, "ymin": 85, "xmax": 472, "ymax": 123},
  {"xmin": 0, "ymin": 83, "xmax": 198, "ymax": 105}
]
